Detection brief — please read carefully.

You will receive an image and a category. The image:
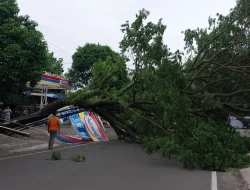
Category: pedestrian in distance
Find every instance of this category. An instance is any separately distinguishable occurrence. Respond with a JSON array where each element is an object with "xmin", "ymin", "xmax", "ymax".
[
  {"xmin": 4, "ymin": 106, "xmax": 12, "ymax": 121},
  {"xmin": 23, "ymin": 108, "xmax": 29, "ymax": 116},
  {"xmin": 47, "ymin": 112, "xmax": 60, "ymax": 150}
]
